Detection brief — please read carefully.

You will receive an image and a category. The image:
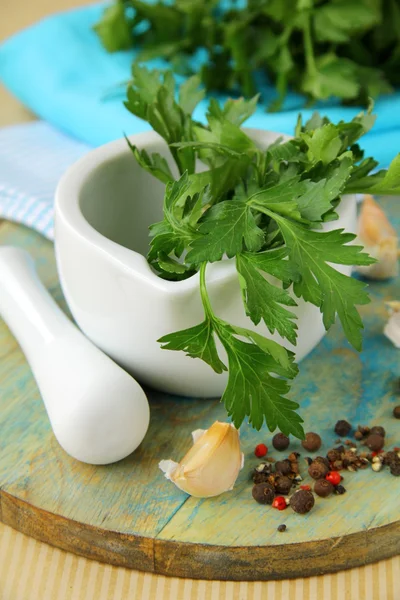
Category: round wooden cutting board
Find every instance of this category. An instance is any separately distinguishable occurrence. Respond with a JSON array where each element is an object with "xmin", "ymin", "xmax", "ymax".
[{"xmin": 0, "ymin": 199, "xmax": 399, "ymax": 581}]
